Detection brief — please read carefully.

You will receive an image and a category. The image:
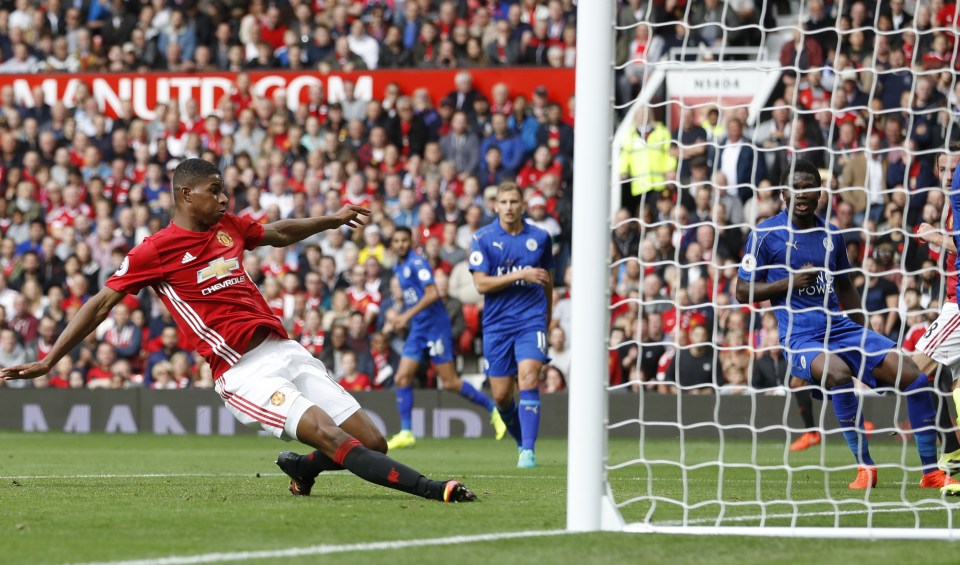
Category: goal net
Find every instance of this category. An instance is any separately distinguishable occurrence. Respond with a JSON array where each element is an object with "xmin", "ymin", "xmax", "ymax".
[{"xmin": 569, "ymin": 0, "xmax": 960, "ymax": 539}]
